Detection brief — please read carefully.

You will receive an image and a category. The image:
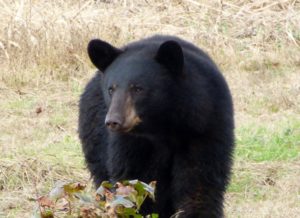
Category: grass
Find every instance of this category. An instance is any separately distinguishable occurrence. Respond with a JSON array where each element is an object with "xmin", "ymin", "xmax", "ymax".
[
  {"xmin": 0, "ymin": 0, "xmax": 299, "ymax": 217},
  {"xmin": 236, "ymin": 118, "xmax": 300, "ymax": 162}
]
